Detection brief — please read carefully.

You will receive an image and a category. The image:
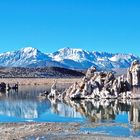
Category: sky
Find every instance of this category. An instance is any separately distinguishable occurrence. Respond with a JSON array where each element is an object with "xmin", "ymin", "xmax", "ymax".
[{"xmin": 0, "ymin": 0, "xmax": 140, "ymax": 56}]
